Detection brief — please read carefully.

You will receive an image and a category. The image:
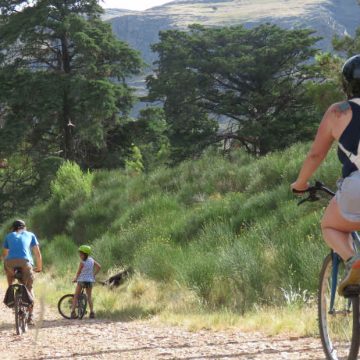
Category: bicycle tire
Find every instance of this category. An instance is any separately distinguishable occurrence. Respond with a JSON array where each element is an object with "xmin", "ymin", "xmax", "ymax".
[
  {"xmin": 21, "ymin": 306, "xmax": 28, "ymax": 333},
  {"xmin": 58, "ymin": 294, "xmax": 77, "ymax": 319},
  {"xmin": 14, "ymin": 292, "xmax": 22, "ymax": 335},
  {"xmin": 318, "ymin": 253, "xmax": 360, "ymax": 360},
  {"xmin": 77, "ymin": 293, "xmax": 87, "ymax": 320}
]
